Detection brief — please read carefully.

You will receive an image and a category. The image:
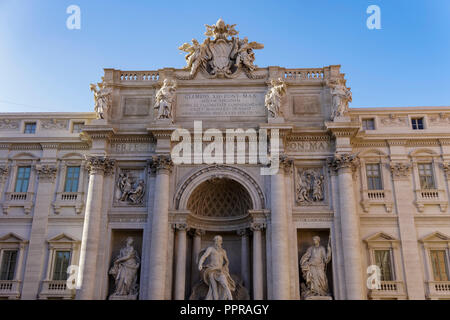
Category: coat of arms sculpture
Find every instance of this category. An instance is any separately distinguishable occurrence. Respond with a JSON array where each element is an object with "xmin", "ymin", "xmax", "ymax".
[{"xmin": 178, "ymin": 18, "xmax": 264, "ymax": 79}]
